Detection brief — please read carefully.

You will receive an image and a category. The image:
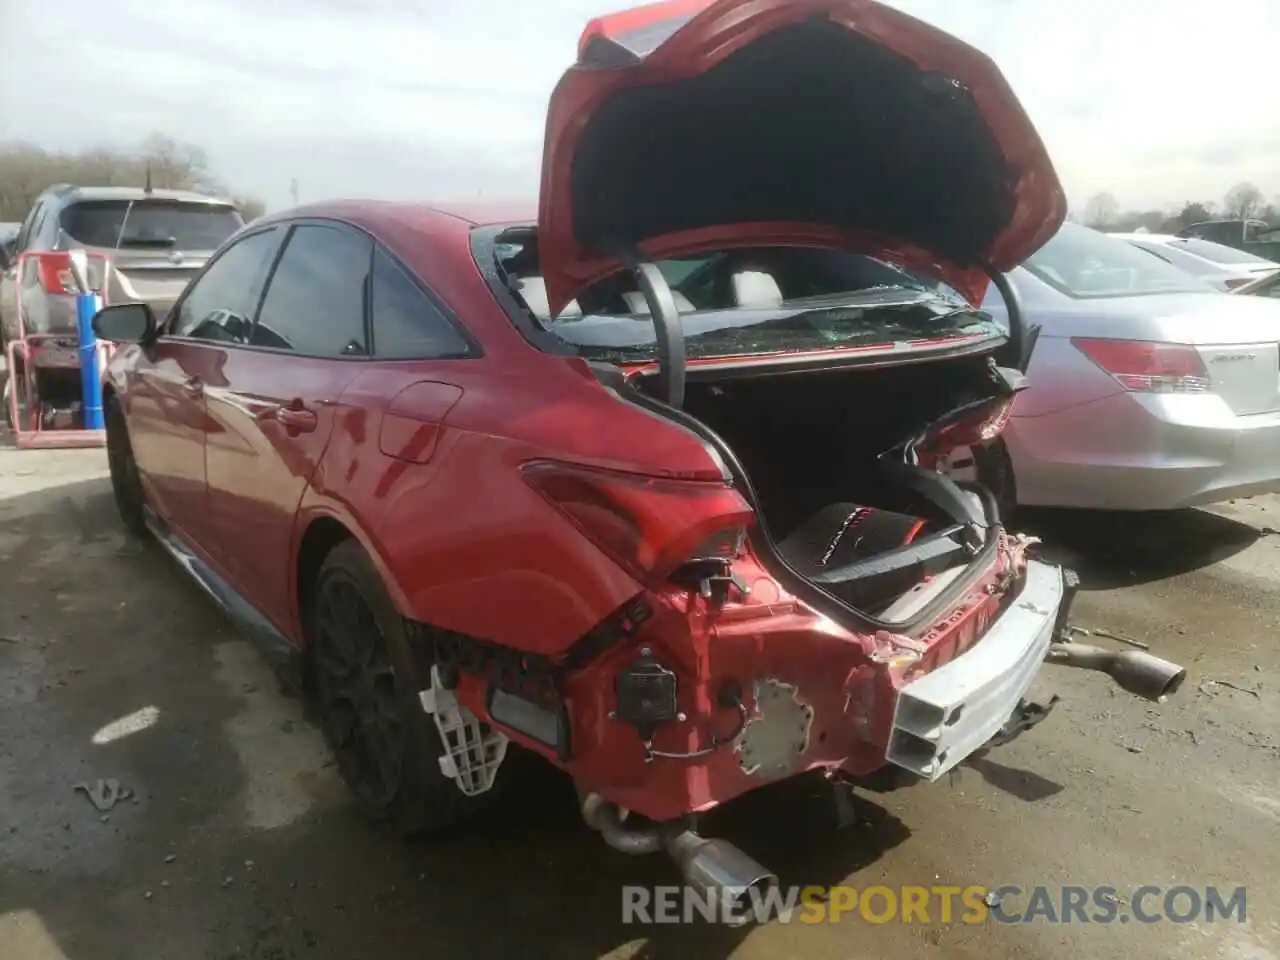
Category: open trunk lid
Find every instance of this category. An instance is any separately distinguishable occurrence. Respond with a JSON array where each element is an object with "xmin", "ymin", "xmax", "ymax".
[{"xmin": 537, "ymin": 0, "xmax": 1067, "ymax": 318}]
